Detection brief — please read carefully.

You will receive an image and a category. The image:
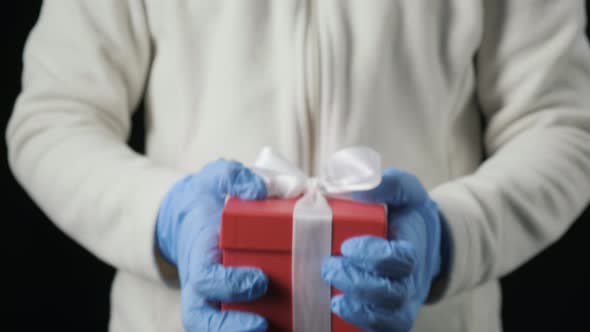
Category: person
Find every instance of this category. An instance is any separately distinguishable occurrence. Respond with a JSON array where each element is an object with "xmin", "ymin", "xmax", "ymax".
[{"xmin": 6, "ymin": 1, "xmax": 590, "ymax": 331}]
